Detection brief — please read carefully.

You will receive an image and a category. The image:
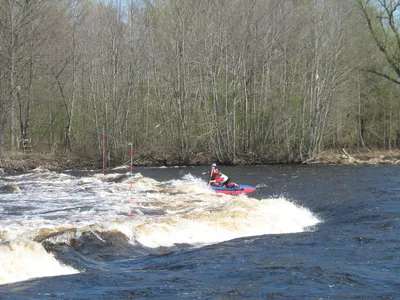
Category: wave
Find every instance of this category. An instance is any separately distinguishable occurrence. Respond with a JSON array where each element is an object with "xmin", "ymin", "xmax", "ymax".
[
  {"xmin": 0, "ymin": 169, "xmax": 321, "ymax": 285},
  {"xmin": 31, "ymin": 194, "xmax": 320, "ymax": 250},
  {"xmin": 0, "ymin": 241, "xmax": 79, "ymax": 285}
]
